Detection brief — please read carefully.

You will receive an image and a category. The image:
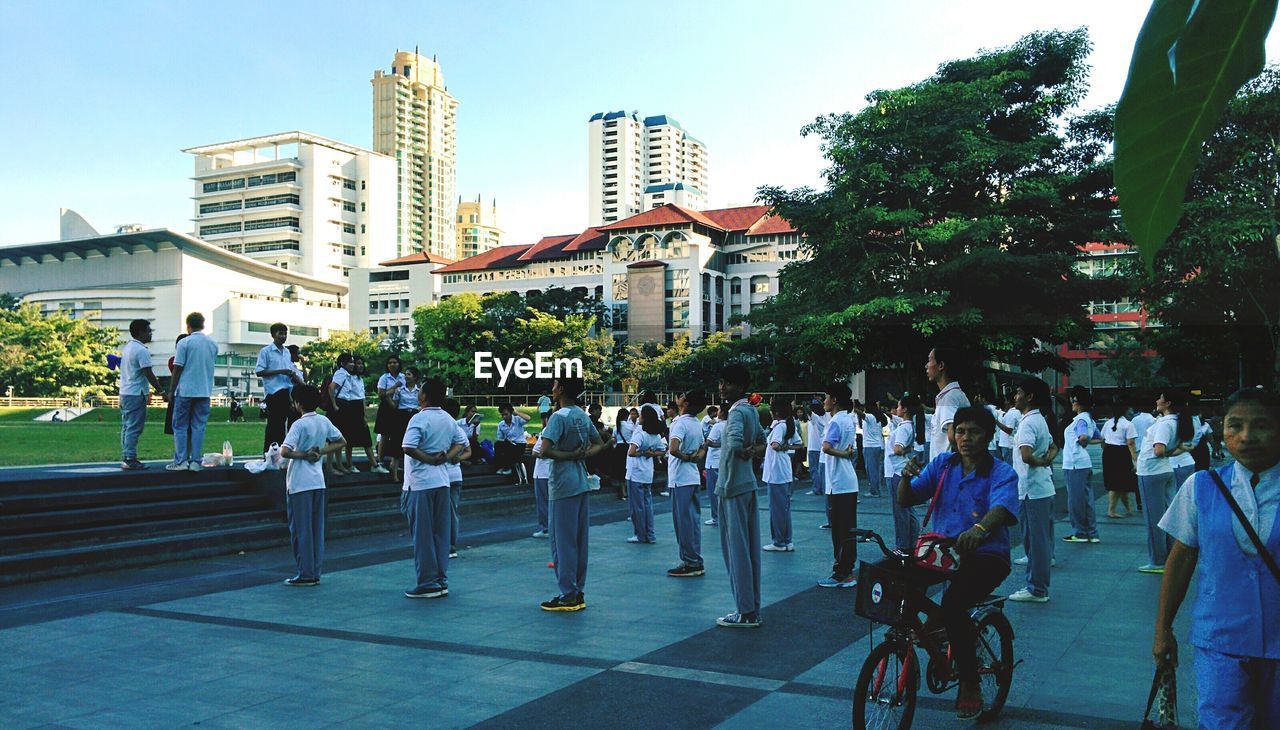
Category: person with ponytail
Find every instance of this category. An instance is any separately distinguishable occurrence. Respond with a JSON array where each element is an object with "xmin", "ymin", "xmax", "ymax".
[
  {"xmin": 763, "ymin": 395, "xmax": 805, "ymax": 553},
  {"xmin": 818, "ymin": 383, "xmax": 860, "ymax": 588},
  {"xmin": 626, "ymin": 405, "xmax": 667, "ymax": 545},
  {"xmin": 1100, "ymin": 401, "xmax": 1139, "ymax": 518},
  {"xmin": 1167, "ymin": 395, "xmax": 1200, "ymax": 487},
  {"xmin": 1062, "ymin": 389, "xmax": 1102, "ymax": 544},
  {"xmin": 1135, "ymin": 390, "xmax": 1195, "ymax": 574},
  {"xmin": 1008, "ymin": 377, "xmax": 1059, "ymax": 603},
  {"xmin": 861, "ymin": 401, "xmax": 890, "ymax": 497},
  {"xmin": 888, "ymin": 394, "xmax": 927, "ymax": 551},
  {"xmin": 667, "ymin": 390, "xmax": 708, "ymax": 577}
]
